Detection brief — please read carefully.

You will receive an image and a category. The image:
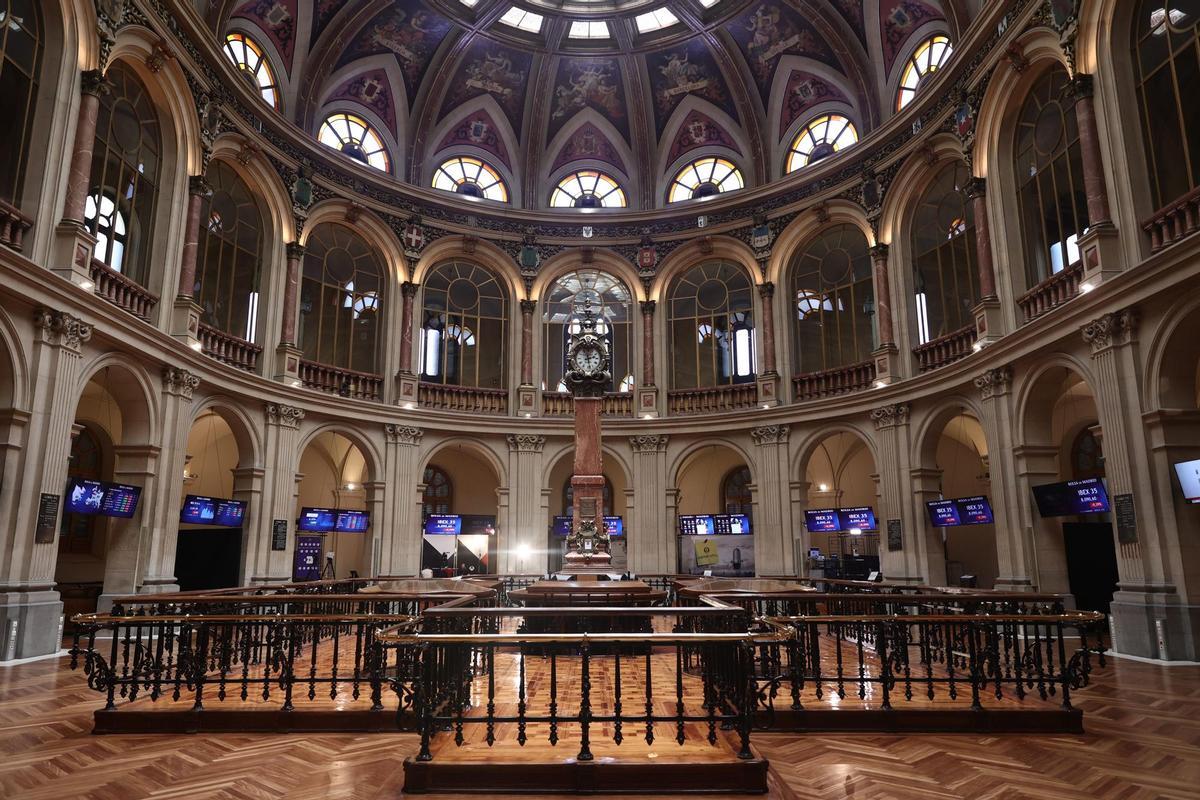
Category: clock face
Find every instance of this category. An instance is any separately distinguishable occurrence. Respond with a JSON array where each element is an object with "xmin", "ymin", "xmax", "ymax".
[{"xmin": 572, "ymin": 345, "xmax": 603, "ymax": 375}]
